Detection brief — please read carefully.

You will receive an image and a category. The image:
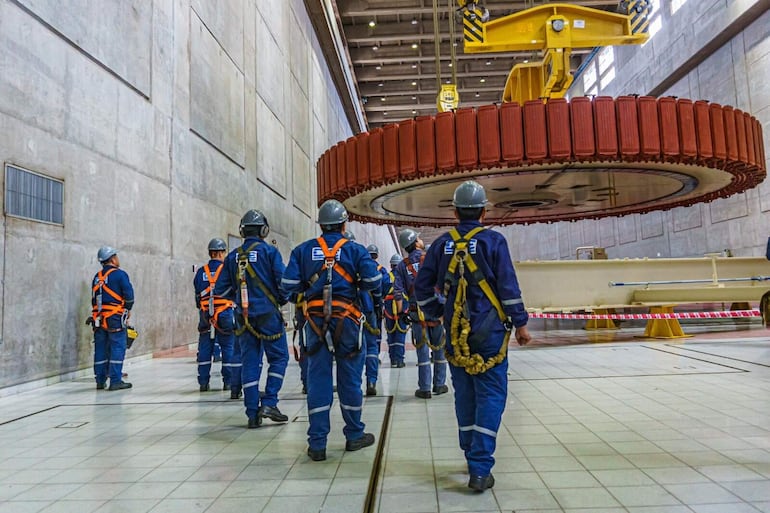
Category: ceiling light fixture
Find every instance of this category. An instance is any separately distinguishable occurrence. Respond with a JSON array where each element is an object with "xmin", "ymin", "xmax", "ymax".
[
  {"xmin": 411, "ymin": 81, "xmax": 417, "ymax": 86},
  {"xmin": 381, "ymin": 97, "xmax": 386, "ymax": 101},
  {"xmin": 368, "ymin": 20, "xmax": 376, "ymax": 28},
  {"xmin": 480, "ymin": 78, "xmax": 486, "ymax": 83},
  {"xmin": 411, "ymin": 96, "xmax": 417, "ymax": 100},
  {"xmin": 486, "ymin": 61, "xmax": 491, "ymax": 65},
  {"xmin": 412, "ymin": 110, "xmax": 417, "ymax": 114},
  {"xmin": 375, "ymin": 65, "xmax": 381, "ymax": 70},
  {"xmin": 378, "ymin": 83, "xmax": 384, "ymax": 87},
  {"xmin": 411, "ymin": 64, "xmax": 417, "ymax": 69},
  {"xmin": 411, "ymin": 43, "xmax": 418, "ymax": 49},
  {"xmin": 411, "ymin": 18, "xmax": 418, "ymax": 25},
  {"xmin": 372, "ymin": 46, "xmax": 378, "ymax": 51}
]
